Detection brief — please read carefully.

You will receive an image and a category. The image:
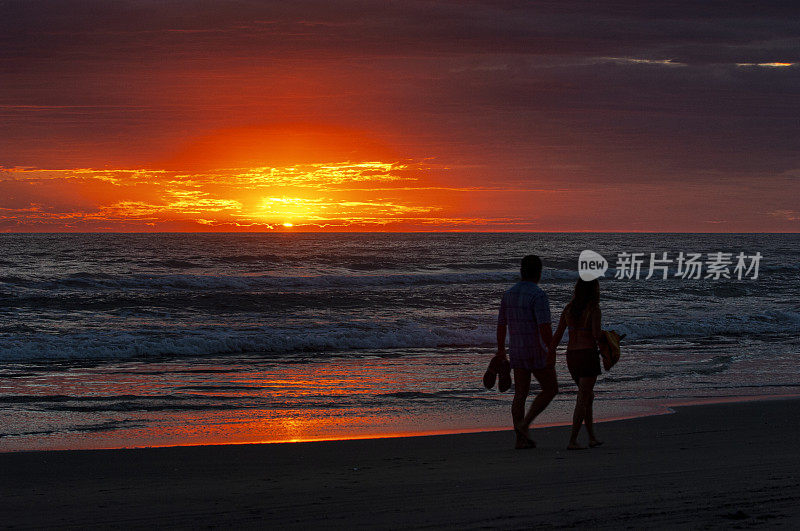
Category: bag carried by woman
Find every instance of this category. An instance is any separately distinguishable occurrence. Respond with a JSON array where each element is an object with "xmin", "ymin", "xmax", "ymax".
[{"xmin": 598, "ymin": 330, "xmax": 625, "ymax": 371}]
